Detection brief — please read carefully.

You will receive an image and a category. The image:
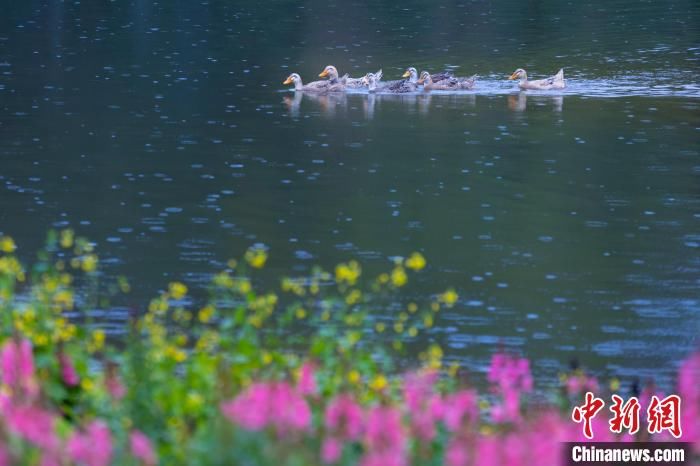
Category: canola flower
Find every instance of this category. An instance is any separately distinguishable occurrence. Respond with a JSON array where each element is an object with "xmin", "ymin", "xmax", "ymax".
[{"xmin": 244, "ymin": 244, "xmax": 268, "ymax": 269}]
